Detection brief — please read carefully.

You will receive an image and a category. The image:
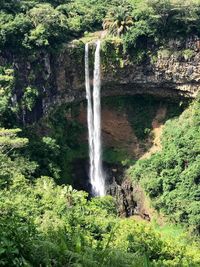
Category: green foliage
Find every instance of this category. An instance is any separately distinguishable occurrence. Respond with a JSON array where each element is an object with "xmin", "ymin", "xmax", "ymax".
[
  {"xmin": 0, "ymin": 2, "xmax": 69, "ymax": 51},
  {"xmin": 0, "ymin": 64, "xmax": 41, "ymax": 126},
  {"xmin": 0, "ymin": 117, "xmax": 199, "ymax": 266},
  {"xmin": 101, "ymin": 36, "xmax": 124, "ymax": 69},
  {"xmin": 112, "ymin": 219, "xmax": 200, "ymax": 266},
  {"xmin": 22, "ymin": 103, "xmax": 87, "ymax": 182},
  {"xmin": 0, "ymin": 67, "xmax": 15, "ymax": 125},
  {"xmin": 182, "ymin": 48, "xmax": 195, "ymax": 60},
  {"xmin": 130, "ymin": 98, "xmax": 200, "ymax": 233},
  {"xmin": 103, "ymin": 147, "xmax": 133, "ymax": 166},
  {"xmin": 0, "ymin": 175, "xmax": 116, "ymax": 266},
  {"xmin": 0, "ymin": 0, "xmax": 200, "ymax": 56},
  {"xmin": 0, "ymin": 128, "xmax": 37, "ymax": 188},
  {"xmin": 45, "ymin": 105, "xmax": 86, "ymax": 183},
  {"xmin": 0, "ymin": 0, "xmax": 128, "ymax": 53},
  {"xmin": 23, "ymin": 130, "xmax": 62, "ymax": 180},
  {"xmin": 0, "ymin": 173, "xmax": 200, "ymax": 266},
  {"xmin": 123, "ymin": 0, "xmax": 200, "ymax": 54},
  {"xmin": 58, "ymin": 0, "xmax": 109, "ymax": 35},
  {"xmin": 123, "ymin": 19, "xmax": 154, "ymax": 54},
  {"xmin": 24, "ymin": 3, "xmax": 69, "ymax": 48},
  {"xmin": 21, "ymin": 86, "xmax": 39, "ymax": 111},
  {"xmin": 103, "ymin": 5, "xmax": 133, "ymax": 36},
  {"xmin": 0, "ymin": 128, "xmax": 28, "ymax": 152},
  {"xmin": 145, "ymin": 0, "xmax": 200, "ymax": 38},
  {"xmin": 0, "ymin": 12, "xmax": 32, "ymax": 51}
]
